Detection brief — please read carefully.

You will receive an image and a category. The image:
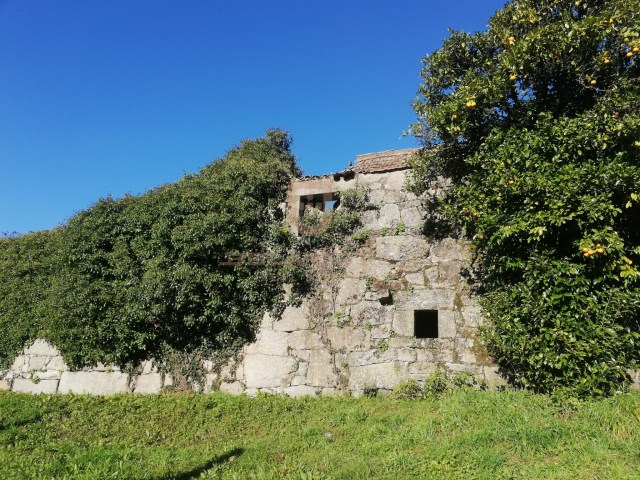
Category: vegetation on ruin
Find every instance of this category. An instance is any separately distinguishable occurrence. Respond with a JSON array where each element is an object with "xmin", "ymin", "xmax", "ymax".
[
  {"xmin": 411, "ymin": 0, "xmax": 640, "ymax": 396},
  {"xmin": 0, "ymin": 130, "xmax": 301, "ymax": 375},
  {"xmin": 2, "ymin": 389, "xmax": 640, "ymax": 479},
  {"xmin": 0, "ymin": 230, "xmax": 60, "ymax": 368}
]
